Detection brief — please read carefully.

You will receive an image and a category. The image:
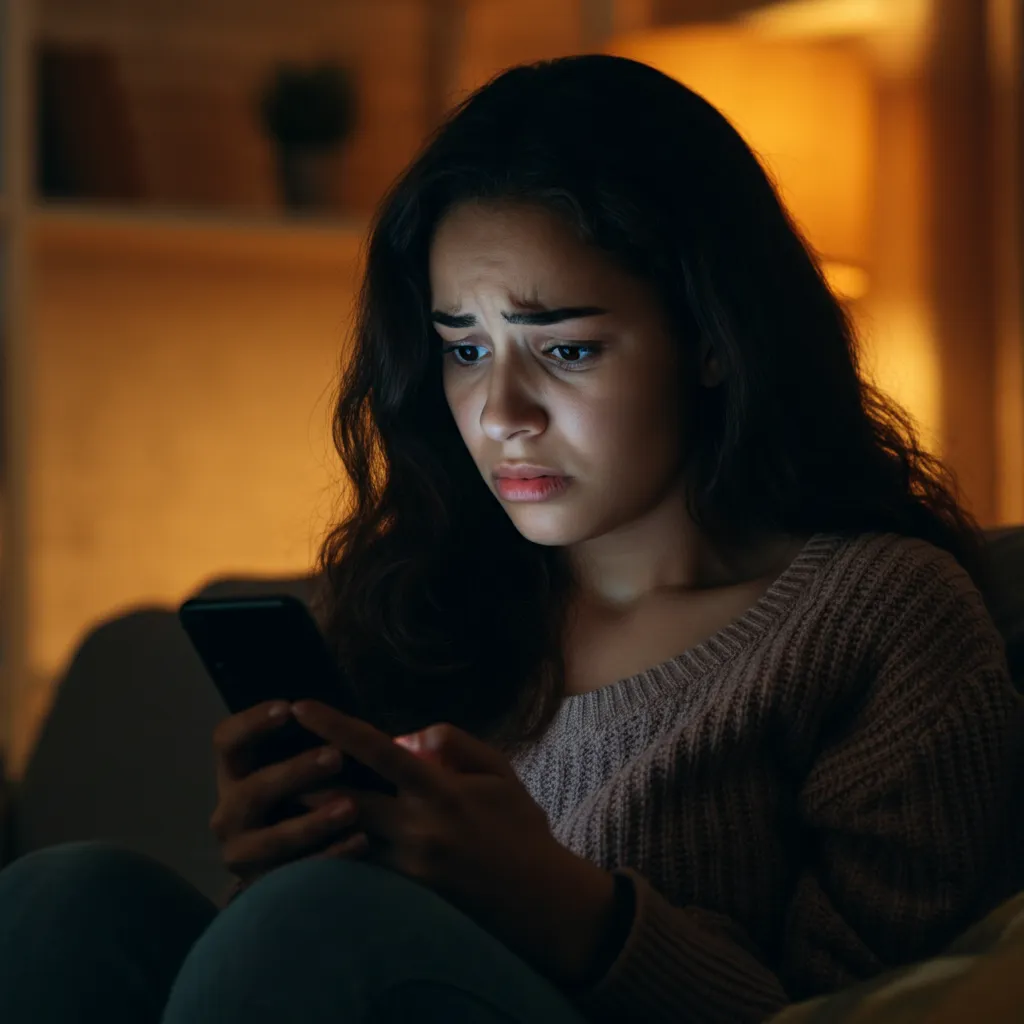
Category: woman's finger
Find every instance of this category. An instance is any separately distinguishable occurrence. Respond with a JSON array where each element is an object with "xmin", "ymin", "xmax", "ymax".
[
  {"xmin": 234, "ymin": 744, "xmax": 348, "ymax": 828},
  {"xmin": 325, "ymin": 787, "xmax": 404, "ymax": 843},
  {"xmin": 296, "ymin": 786, "xmax": 350, "ymax": 811},
  {"xmin": 211, "ymin": 744, "xmax": 346, "ymax": 839},
  {"xmin": 223, "ymin": 796, "xmax": 358, "ymax": 878},
  {"xmin": 213, "ymin": 702, "xmax": 291, "ymax": 784},
  {"xmin": 314, "ymin": 831, "xmax": 371, "ymax": 861},
  {"xmin": 292, "ymin": 701, "xmax": 444, "ymax": 796}
]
